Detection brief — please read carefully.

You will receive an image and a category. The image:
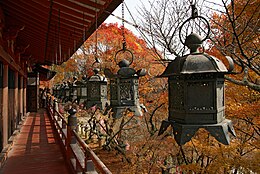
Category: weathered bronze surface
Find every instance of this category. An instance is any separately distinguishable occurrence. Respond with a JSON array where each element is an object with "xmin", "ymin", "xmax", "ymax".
[{"xmin": 159, "ymin": 33, "xmax": 236, "ymax": 145}]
